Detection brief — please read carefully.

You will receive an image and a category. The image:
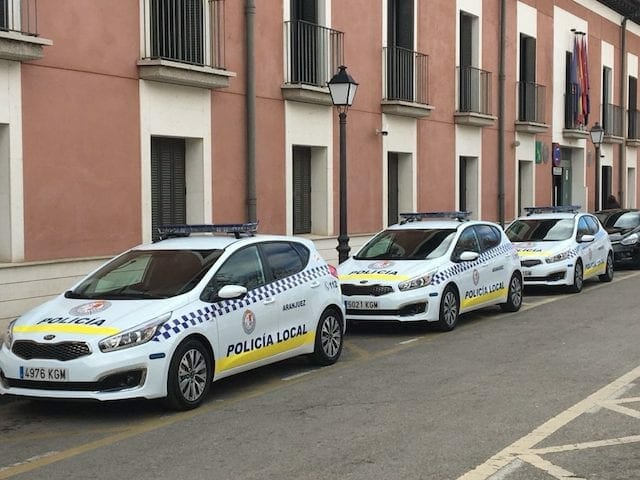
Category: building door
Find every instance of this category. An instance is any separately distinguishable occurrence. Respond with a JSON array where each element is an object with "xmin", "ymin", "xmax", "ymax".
[
  {"xmin": 387, "ymin": 0, "xmax": 414, "ymax": 101},
  {"xmin": 293, "ymin": 146, "xmax": 312, "ymax": 234},
  {"xmin": 290, "ymin": 0, "xmax": 318, "ymax": 85},
  {"xmin": 519, "ymin": 34, "xmax": 536, "ymax": 121},
  {"xmin": 151, "ymin": 137, "xmax": 186, "ymax": 241},
  {"xmin": 602, "ymin": 165, "xmax": 612, "ymax": 206}
]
